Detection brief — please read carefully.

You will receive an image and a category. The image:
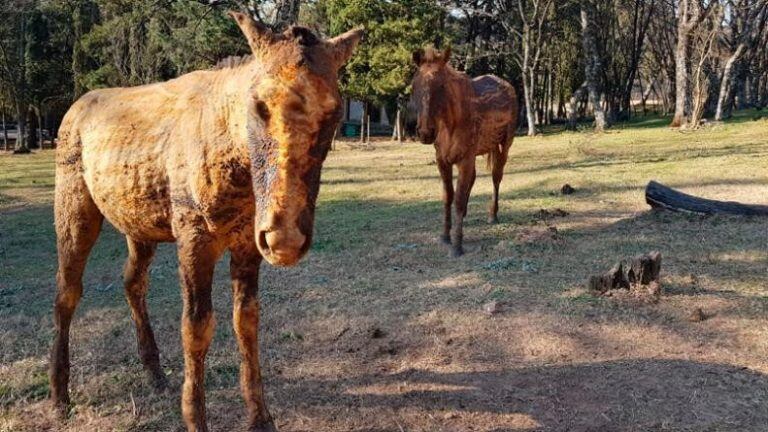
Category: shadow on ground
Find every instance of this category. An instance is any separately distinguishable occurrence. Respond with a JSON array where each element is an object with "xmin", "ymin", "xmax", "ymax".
[{"xmin": 268, "ymin": 359, "xmax": 768, "ymax": 432}]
